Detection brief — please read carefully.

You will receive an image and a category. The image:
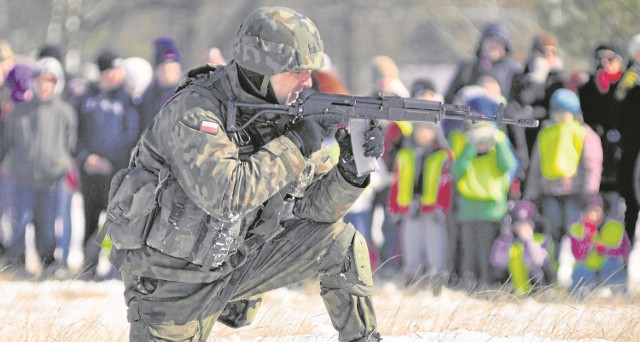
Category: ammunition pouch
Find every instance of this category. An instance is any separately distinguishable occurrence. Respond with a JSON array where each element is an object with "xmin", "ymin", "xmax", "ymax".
[
  {"xmin": 146, "ymin": 181, "xmax": 241, "ymax": 271},
  {"xmin": 104, "ymin": 167, "xmax": 160, "ymax": 250}
]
